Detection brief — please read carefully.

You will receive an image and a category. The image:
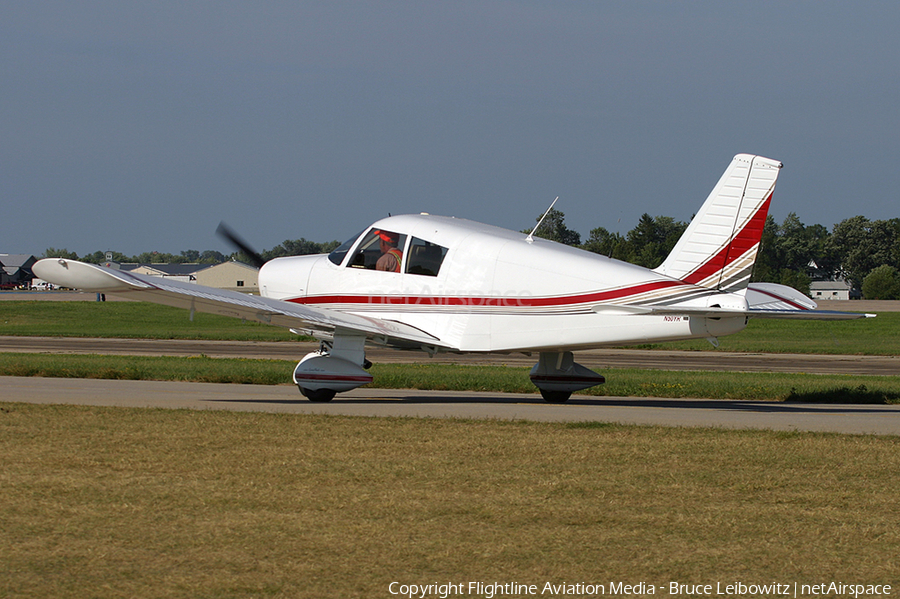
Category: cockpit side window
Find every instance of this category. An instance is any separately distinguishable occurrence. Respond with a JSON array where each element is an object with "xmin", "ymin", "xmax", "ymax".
[
  {"xmin": 406, "ymin": 237, "xmax": 448, "ymax": 277},
  {"xmin": 328, "ymin": 230, "xmax": 364, "ymax": 266},
  {"xmin": 348, "ymin": 228, "xmax": 408, "ymax": 273}
]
